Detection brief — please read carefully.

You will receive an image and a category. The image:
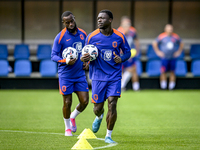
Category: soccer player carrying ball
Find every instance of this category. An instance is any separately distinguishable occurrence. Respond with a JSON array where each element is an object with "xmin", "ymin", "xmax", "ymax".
[
  {"xmin": 51, "ymin": 11, "xmax": 89, "ymax": 136},
  {"xmin": 81, "ymin": 10, "xmax": 131, "ymax": 143}
]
